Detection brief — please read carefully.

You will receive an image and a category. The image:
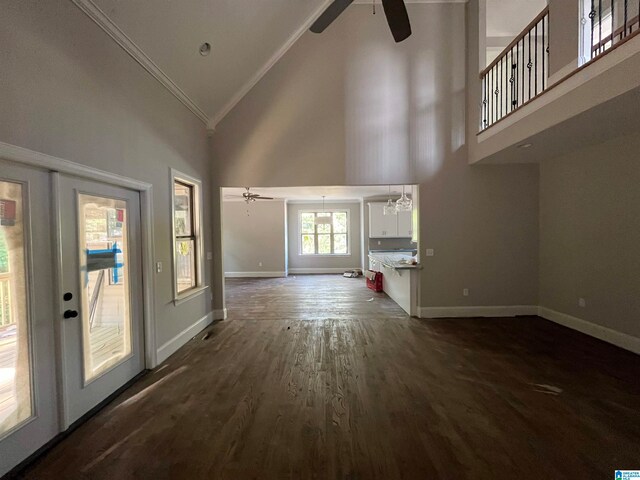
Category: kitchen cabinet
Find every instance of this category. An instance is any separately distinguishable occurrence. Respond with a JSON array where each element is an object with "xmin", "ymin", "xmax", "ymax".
[
  {"xmin": 368, "ymin": 203, "xmax": 413, "ymax": 238},
  {"xmin": 397, "ymin": 210, "xmax": 413, "ymax": 238}
]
